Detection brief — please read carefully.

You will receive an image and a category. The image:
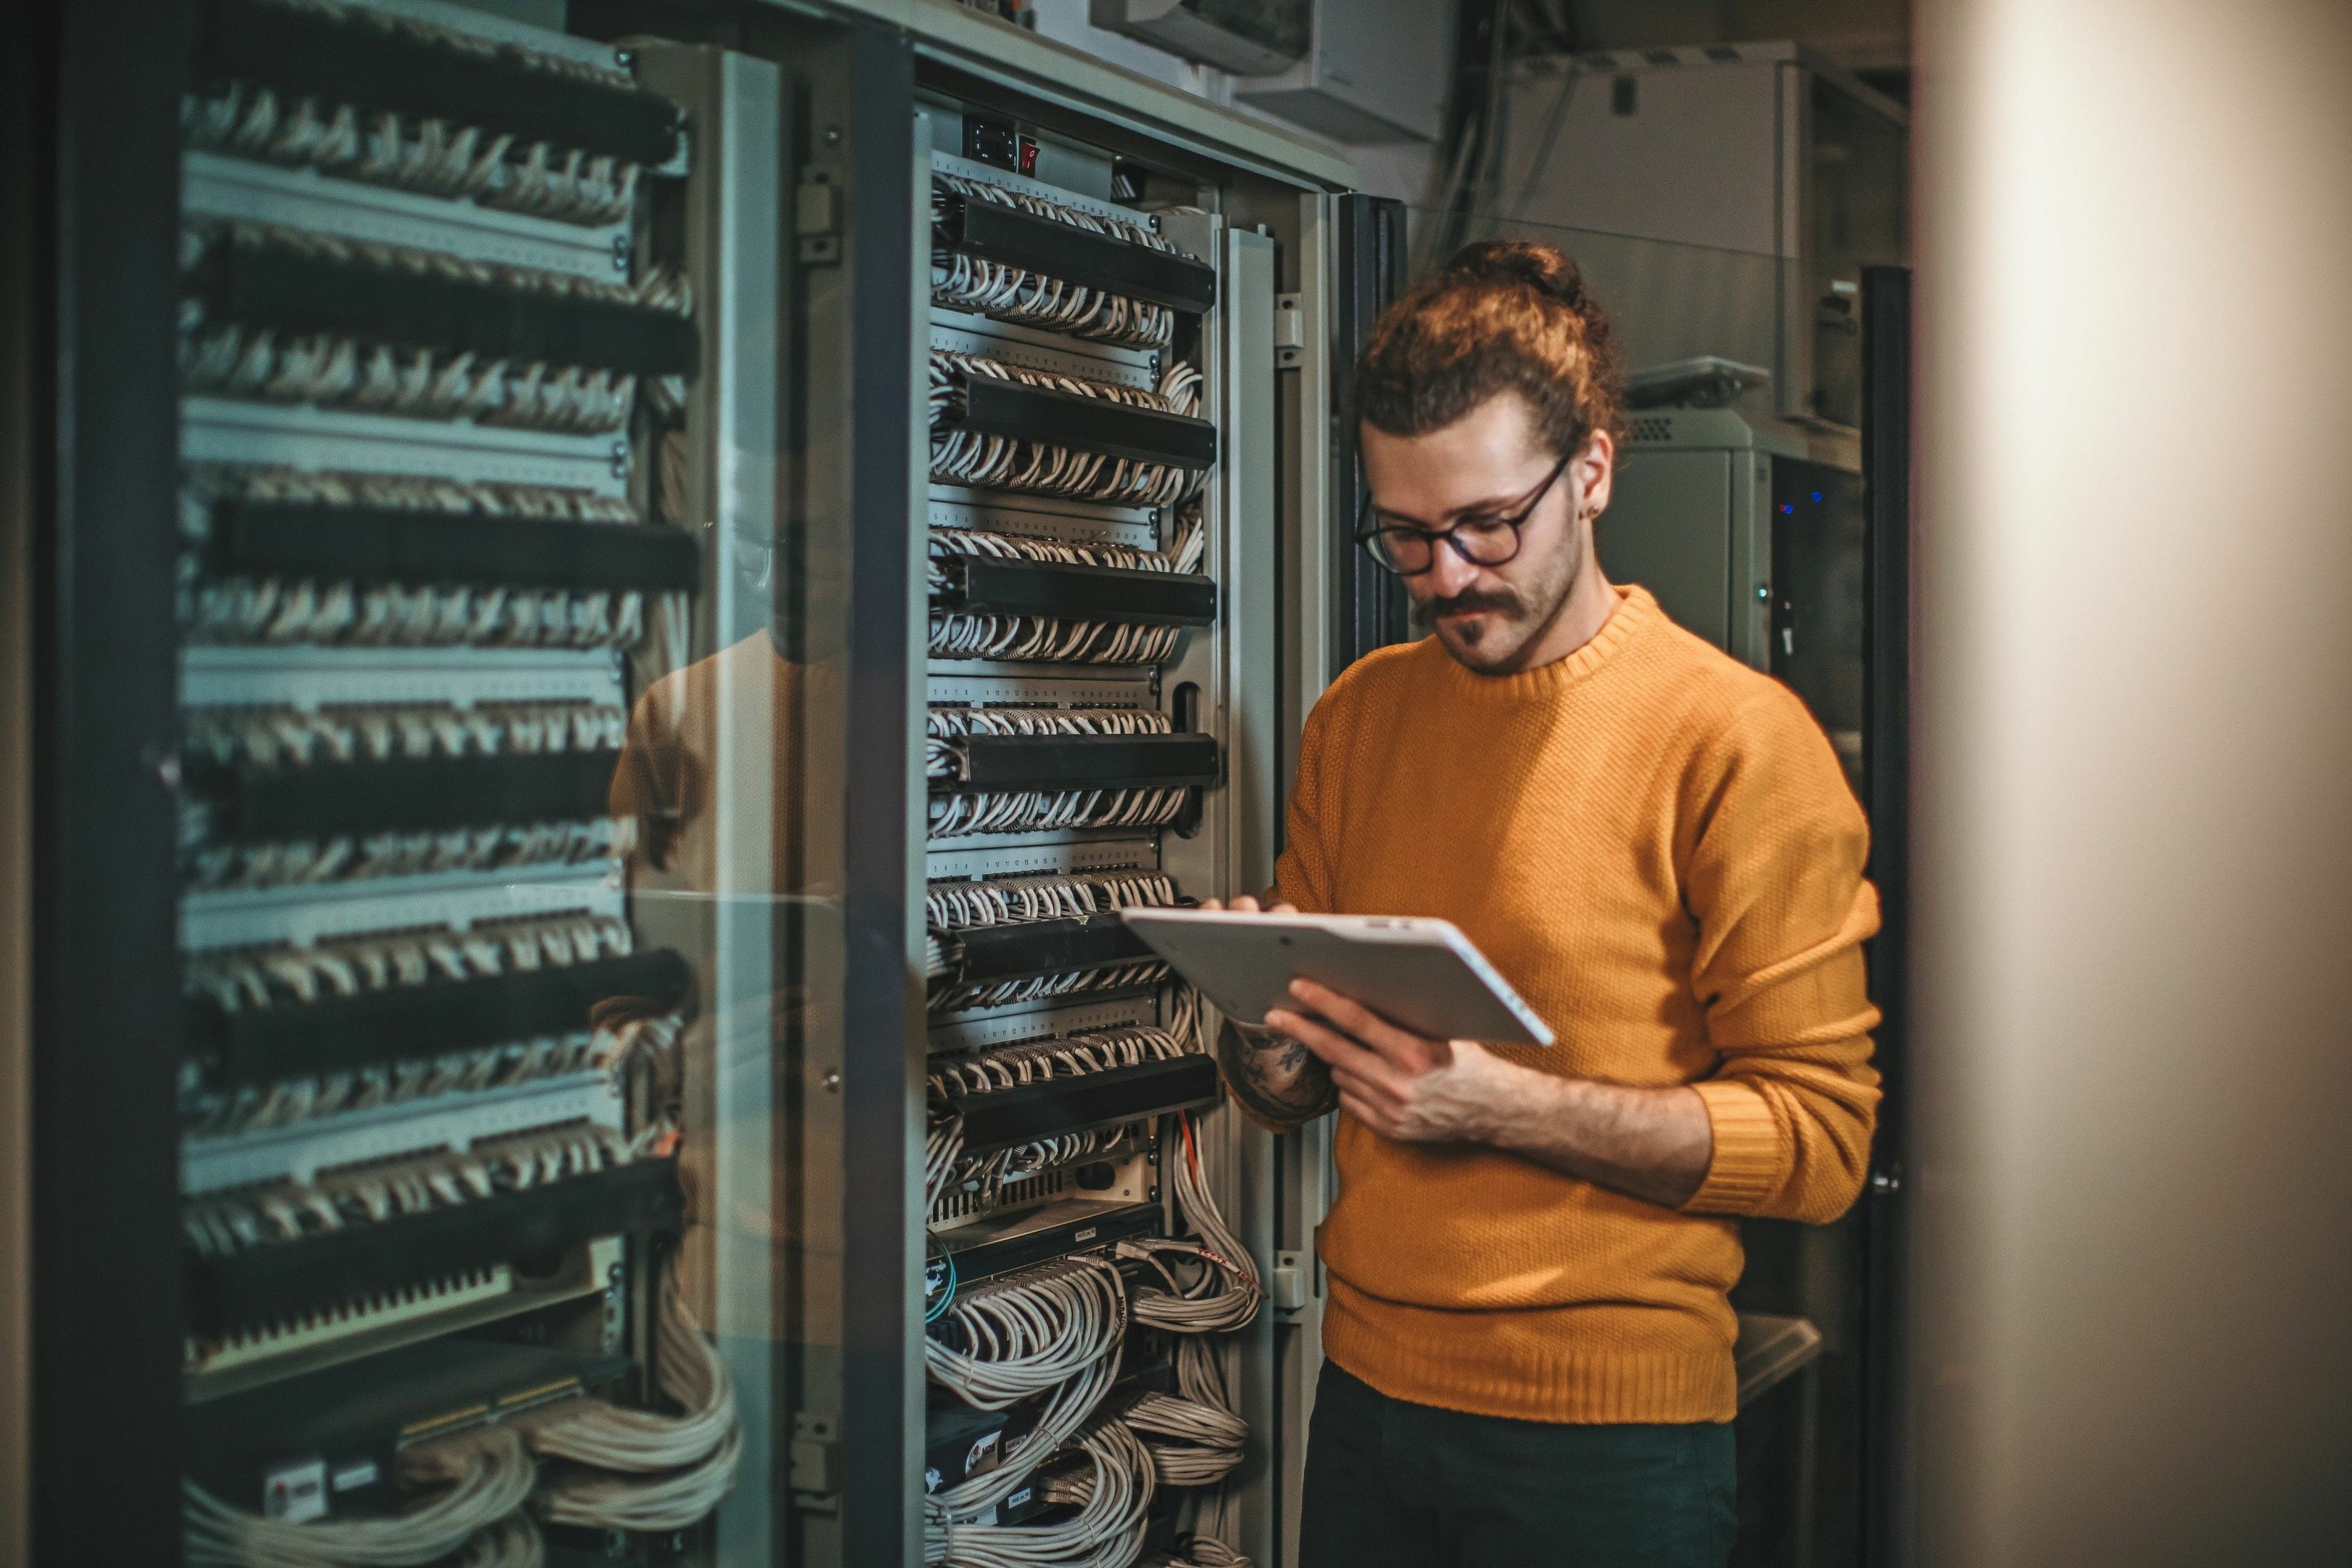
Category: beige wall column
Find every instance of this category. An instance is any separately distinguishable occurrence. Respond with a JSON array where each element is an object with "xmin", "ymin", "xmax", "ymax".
[{"xmin": 1911, "ymin": 1, "xmax": 2352, "ymax": 1560}]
